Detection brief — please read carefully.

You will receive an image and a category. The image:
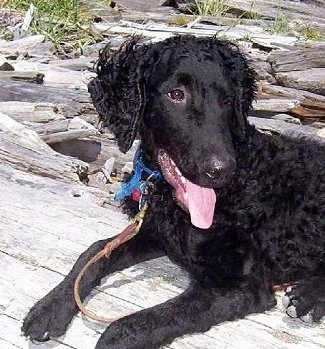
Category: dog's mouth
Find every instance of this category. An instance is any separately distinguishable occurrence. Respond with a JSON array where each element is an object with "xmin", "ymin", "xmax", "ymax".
[{"xmin": 157, "ymin": 149, "xmax": 216, "ymax": 230}]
